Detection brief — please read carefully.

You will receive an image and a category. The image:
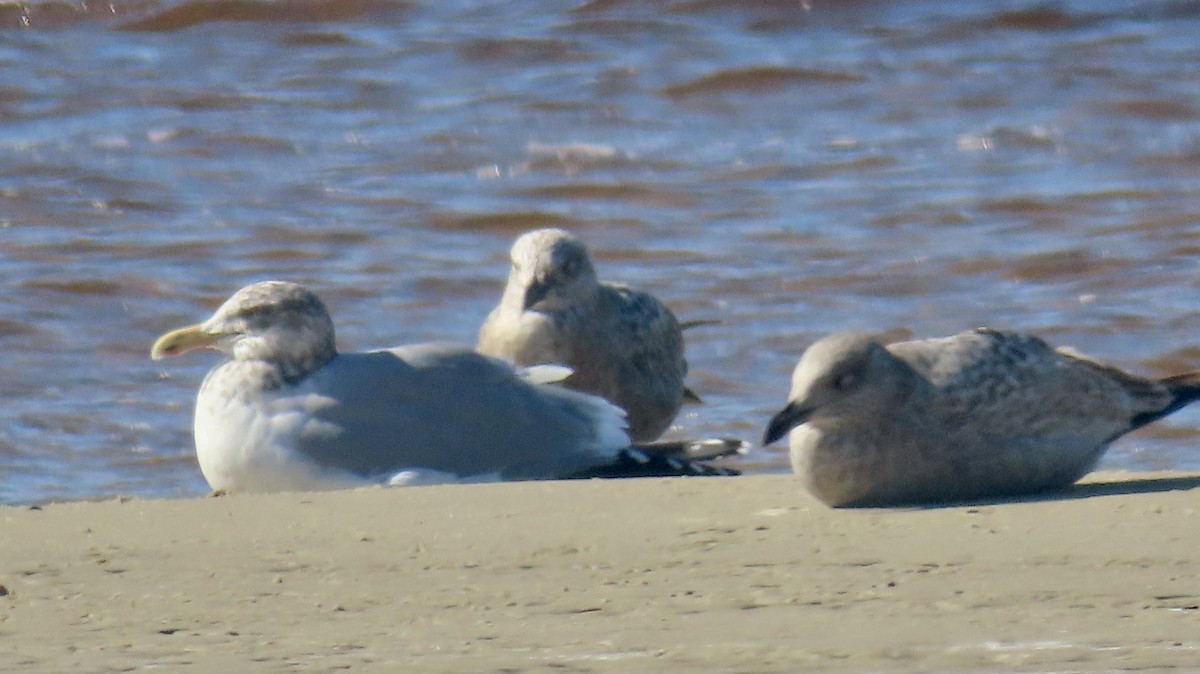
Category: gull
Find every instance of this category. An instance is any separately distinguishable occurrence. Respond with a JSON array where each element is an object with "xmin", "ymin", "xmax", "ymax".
[
  {"xmin": 151, "ymin": 281, "xmax": 739, "ymax": 494},
  {"xmin": 478, "ymin": 228, "xmax": 690, "ymax": 442},
  {"xmin": 762, "ymin": 328, "xmax": 1200, "ymax": 507}
]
